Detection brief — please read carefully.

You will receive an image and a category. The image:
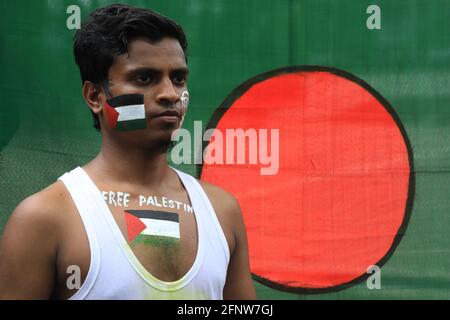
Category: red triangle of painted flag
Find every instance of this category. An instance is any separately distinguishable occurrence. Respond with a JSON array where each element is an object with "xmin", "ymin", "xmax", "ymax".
[
  {"xmin": 124, "ymin": 211, "xmax": 147, "ymax": 242},
  {"xmin": 104, "ymin": 101, "xmax": 119, "ymax": 129}
]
